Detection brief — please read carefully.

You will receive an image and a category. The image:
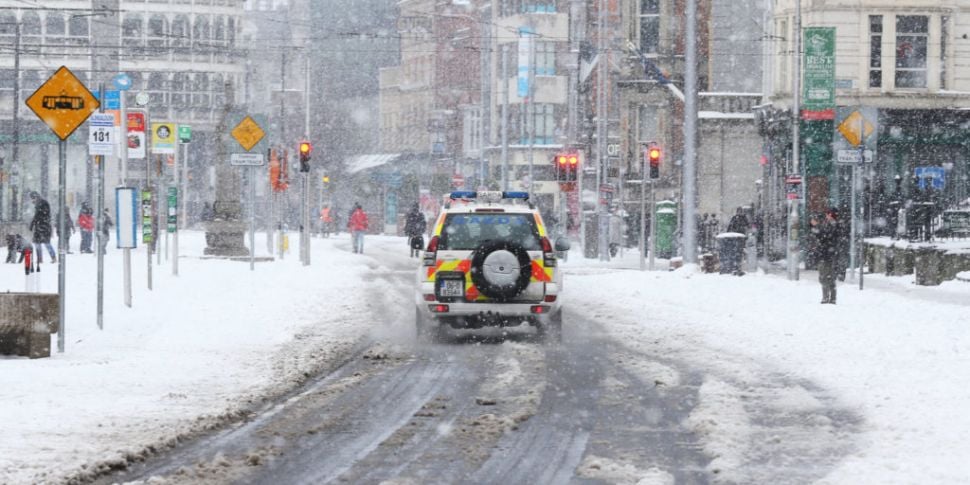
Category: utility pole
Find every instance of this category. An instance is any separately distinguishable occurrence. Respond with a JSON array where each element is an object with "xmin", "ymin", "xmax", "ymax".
[
  {"xmin": 683, "ymin": 0, "xmax": 699, "ymax": 264},
  {"xmin": 278, "ymin": 51, "xmax": 287, "ymax": 260},
  {"xmin": 569, "ymin": 0, "xmax": 585, "ymax": 253},
  {"xmin": 501, "ymin": 44, "xmax": 509, "ymax": 191},
  {"xmin": 596, "ymin": 0, "xmax": 609, "ymax": 261},
  {"xmin": 527, "ymin": 32, "xmax": 536, "ymax": 197},
  {"xmin": 8, "ymin": 21, "xmax": 21, "ymax": 221},
  {"xmin": 302, "ymin": 52, "xmax": 311, "ymax": 266},
  {"xmin": 788, "ymin": 0, "xmax": 802, "ymax": 281}
]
